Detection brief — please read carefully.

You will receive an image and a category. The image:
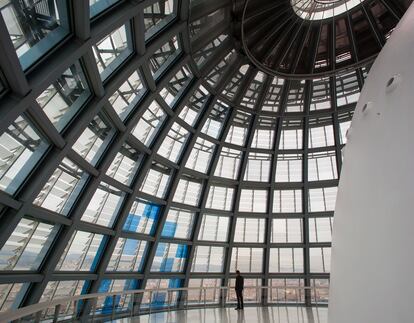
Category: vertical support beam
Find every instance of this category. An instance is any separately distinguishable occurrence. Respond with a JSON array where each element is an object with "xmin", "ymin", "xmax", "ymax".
[
  {"xmin": 302, "ymin": 80, "xmax": 312, "ymax": 306},
  {"xmin": 0, "ymin": 15, "xmax": 29, "ymax": 96}
]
